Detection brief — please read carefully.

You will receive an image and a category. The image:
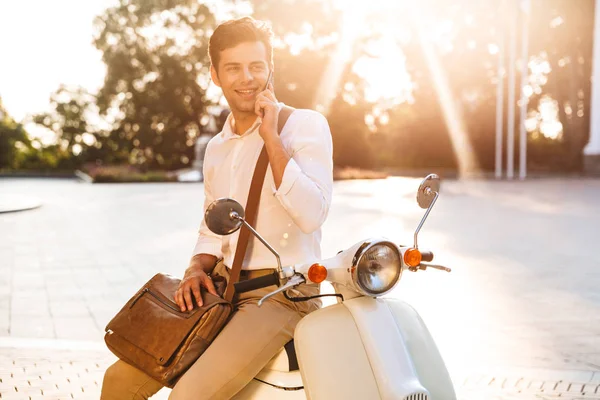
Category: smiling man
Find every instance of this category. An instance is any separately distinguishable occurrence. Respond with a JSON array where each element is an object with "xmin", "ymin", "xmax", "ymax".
[{"xmin": 101, "ymin": 17, "xmax": 334, "ymax": 400}]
